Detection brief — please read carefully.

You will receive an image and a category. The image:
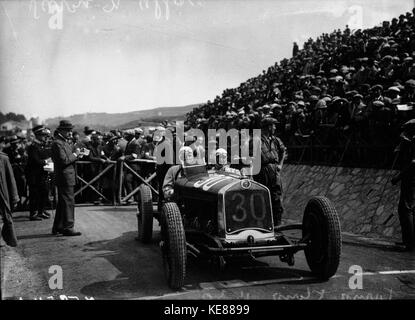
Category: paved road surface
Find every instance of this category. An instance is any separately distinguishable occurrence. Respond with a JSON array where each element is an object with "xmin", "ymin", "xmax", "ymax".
[{"xmin": 1, "ymin": 206, "xmax": 414, "ymax": 300}]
